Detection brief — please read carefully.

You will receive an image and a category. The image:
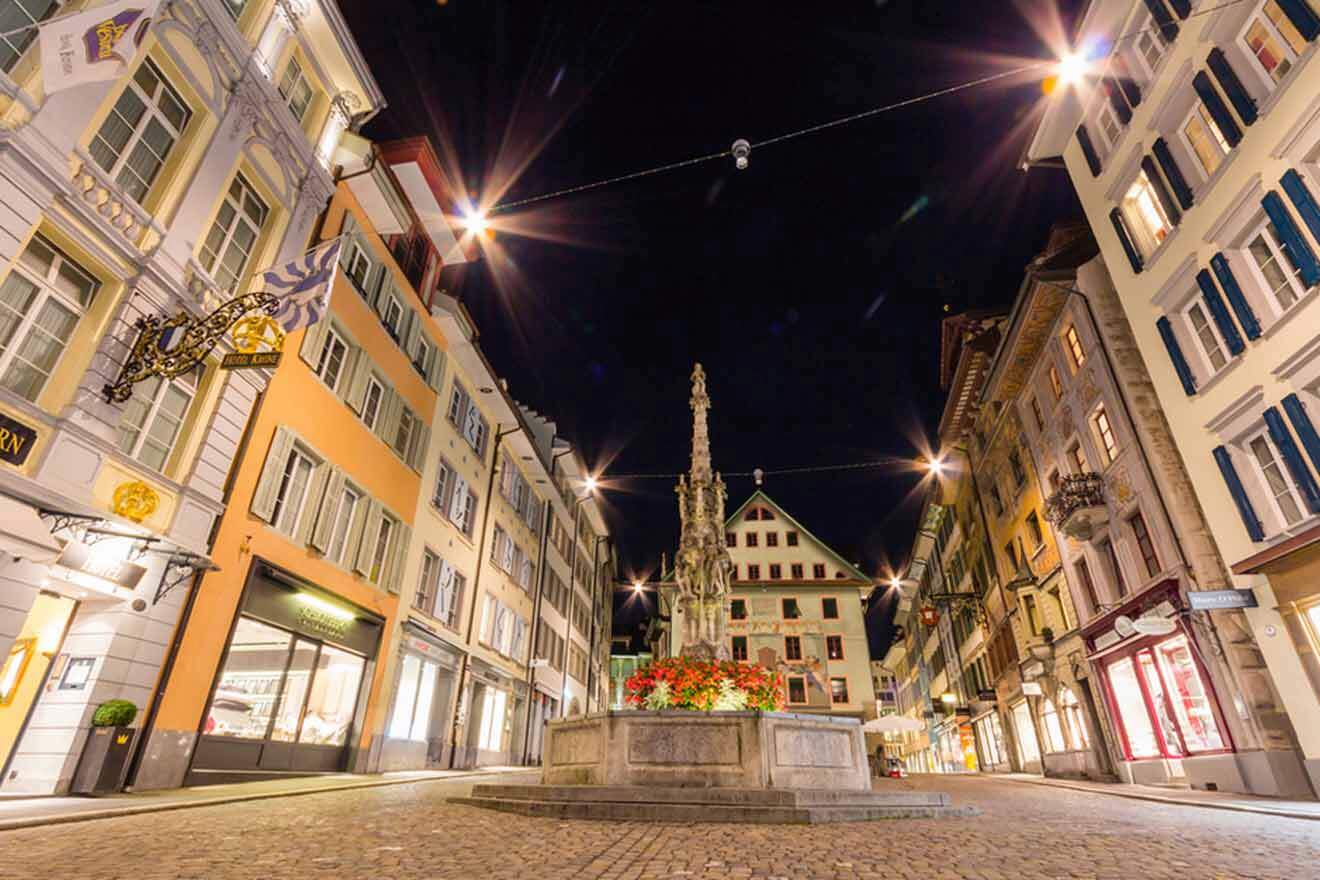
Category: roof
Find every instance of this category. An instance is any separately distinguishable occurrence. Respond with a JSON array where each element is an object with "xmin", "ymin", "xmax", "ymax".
[
  {"xmin": 936, "ymin": 311, "xmax": 1007, "ymax": 445},
  {"xmin": 725, "ymin": 489, "xmax": 871, "ymax": 584}
]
